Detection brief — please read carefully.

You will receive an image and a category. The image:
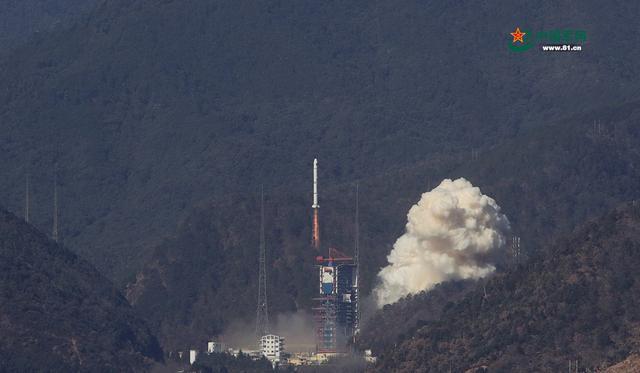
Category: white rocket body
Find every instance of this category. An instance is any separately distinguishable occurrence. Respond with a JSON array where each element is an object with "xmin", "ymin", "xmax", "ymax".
[{"xmin": 312, "ymin": 158, "xmax": 319, "ymax": 208}]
